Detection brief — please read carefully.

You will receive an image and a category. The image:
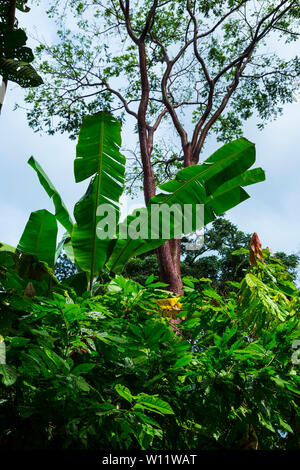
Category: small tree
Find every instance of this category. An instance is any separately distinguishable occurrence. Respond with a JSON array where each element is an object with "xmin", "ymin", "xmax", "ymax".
[{"xmin": 23, "ymin": 0, "xmax": 300, "ymax": 293}]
